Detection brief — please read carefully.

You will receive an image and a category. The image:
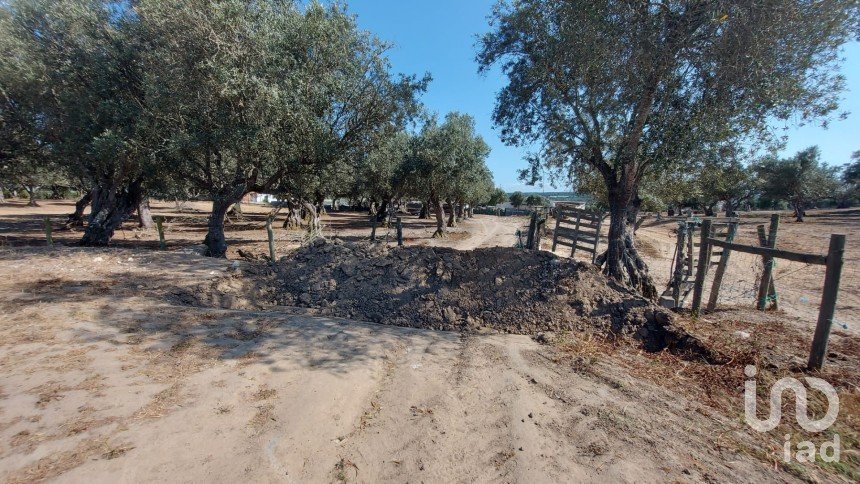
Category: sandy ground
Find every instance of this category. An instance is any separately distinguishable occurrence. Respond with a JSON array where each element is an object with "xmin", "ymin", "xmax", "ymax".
[{"xmin": 0, "ymin": 199, "xmax": 858, "ymax": 482}]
